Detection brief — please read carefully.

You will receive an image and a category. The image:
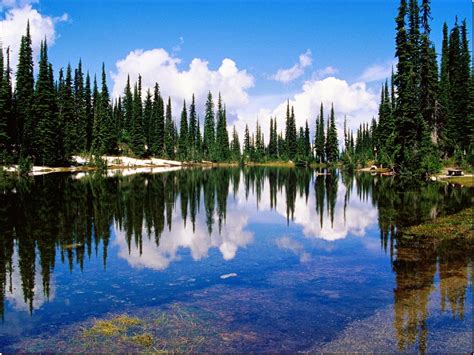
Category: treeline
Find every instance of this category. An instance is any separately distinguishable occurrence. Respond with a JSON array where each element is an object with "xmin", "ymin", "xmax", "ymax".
[
  {"xmin": 242, "ymin": 102, "xmax": 339, "ymax": 164},
  {"xmin": 343, "ymin": 0, "xmax": 473, "ymax": 177},
  {"xmin": 0, "ymin": 23, "xmax": 343, "ymax": 167}
]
